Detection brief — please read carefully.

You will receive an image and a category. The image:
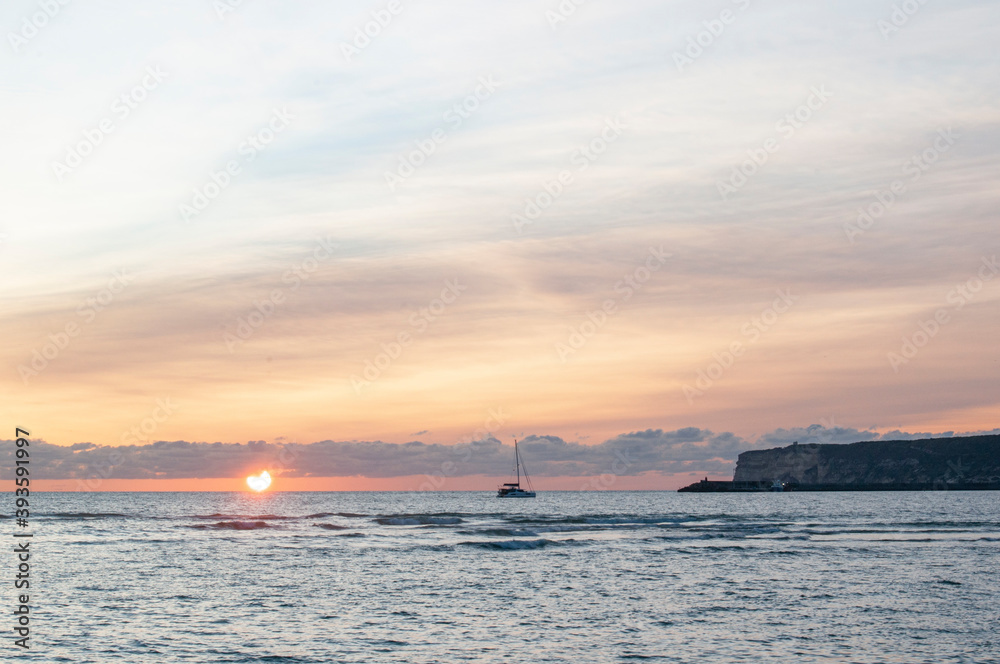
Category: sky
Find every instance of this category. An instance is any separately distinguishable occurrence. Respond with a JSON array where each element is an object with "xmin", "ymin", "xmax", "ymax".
[{"xmin": 1, "ymin": 0, "xmax": 998, "ymax": 490}]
